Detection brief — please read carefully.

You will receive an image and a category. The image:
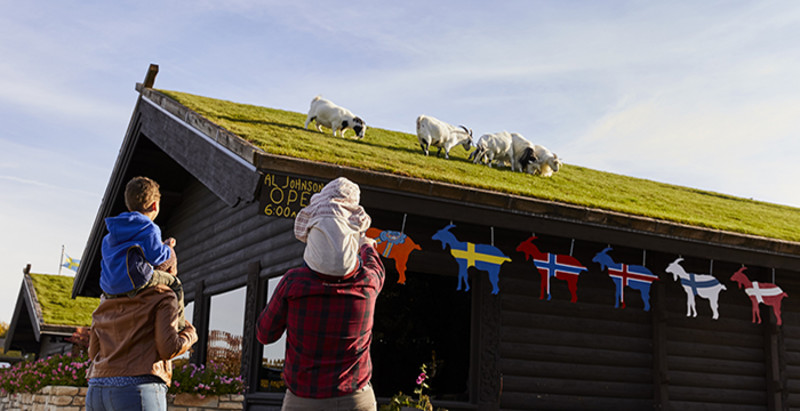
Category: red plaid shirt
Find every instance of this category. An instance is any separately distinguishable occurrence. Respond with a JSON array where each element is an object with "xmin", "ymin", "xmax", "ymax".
[{"xmin": 257, "ymin": 243, "xmax": 385, "ymax": 398}]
